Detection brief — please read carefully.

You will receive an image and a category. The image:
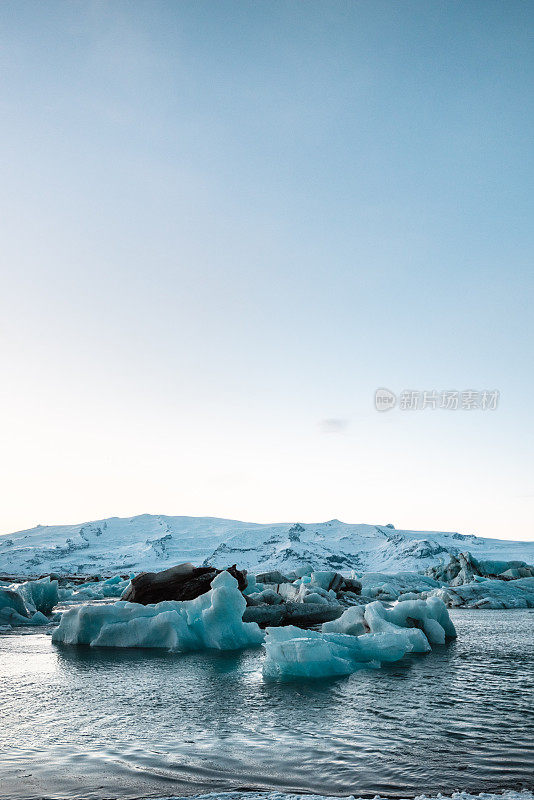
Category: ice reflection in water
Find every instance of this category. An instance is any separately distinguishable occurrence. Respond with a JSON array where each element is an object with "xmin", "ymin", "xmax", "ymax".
[{"xmin": 0, "ymin": 609, "xmax": 532, "ymax": 800}]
